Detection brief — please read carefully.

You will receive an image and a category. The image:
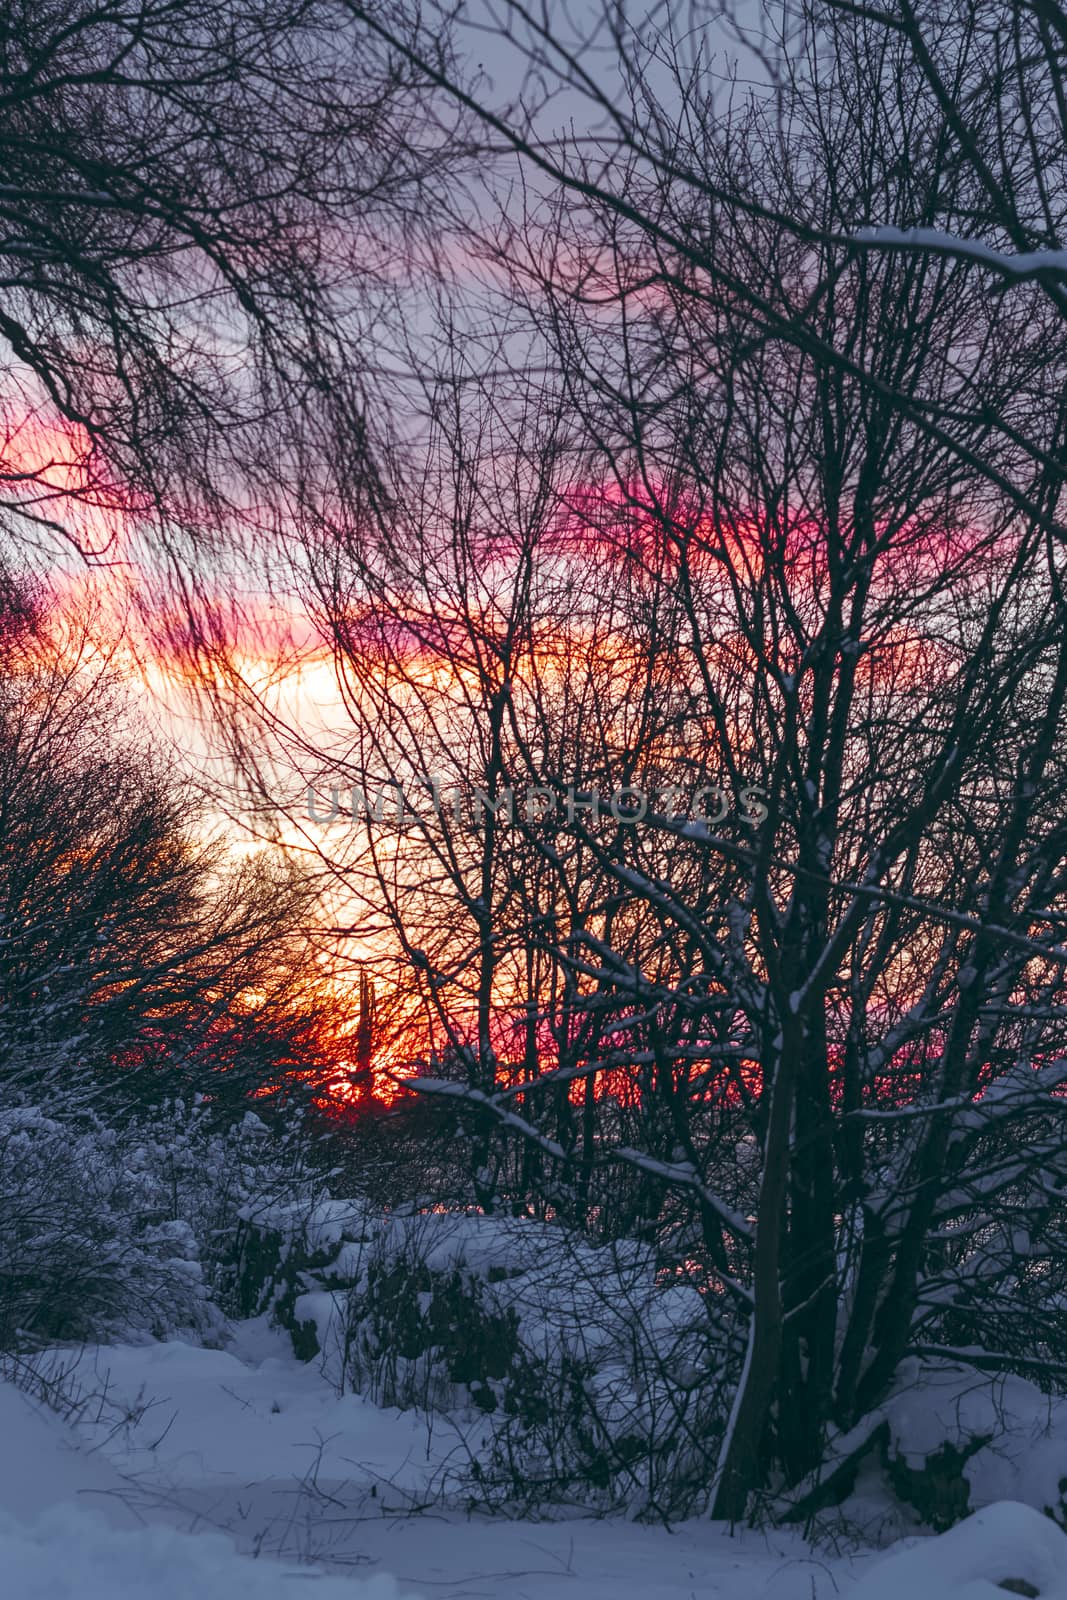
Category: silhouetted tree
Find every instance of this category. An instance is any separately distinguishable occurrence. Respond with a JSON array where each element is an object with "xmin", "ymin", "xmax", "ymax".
[
  {"xmin": 272, "ymin": 0, "xmax": 1067, "ymax": 1520},
  {"xmin": 0, "ymin": 574, "xmax": 348, "ymax": 1113}
]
